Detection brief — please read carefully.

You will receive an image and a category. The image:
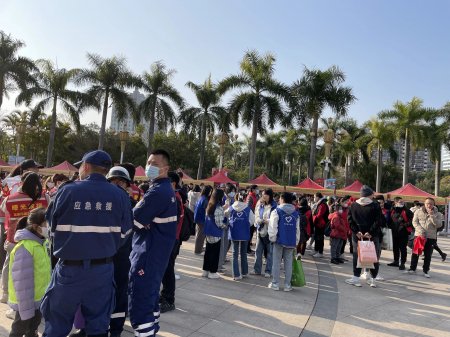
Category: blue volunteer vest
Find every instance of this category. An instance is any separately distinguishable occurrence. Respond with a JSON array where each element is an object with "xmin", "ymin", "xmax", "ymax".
[
  {"xmin": 229, "ymin": 207, "xmax": 251, "ymax": 241},
  {"xmin": 194, "ymin": 196, "xmax": 208, "ymax": 225},
  {"xmin": 204, "ymin": 213, "xmax": 223, "ymax": 238},
  {"xmin": 276, "ymin": 208, "xmax": 298, "ymax": 247}
]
